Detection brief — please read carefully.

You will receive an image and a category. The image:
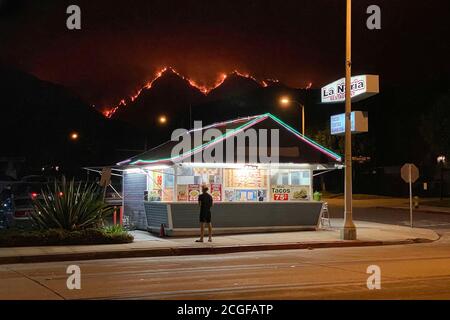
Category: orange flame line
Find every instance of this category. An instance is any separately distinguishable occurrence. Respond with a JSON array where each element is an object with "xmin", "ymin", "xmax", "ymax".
[{"xmin": 102, "ymin": 67, "xmax": 278, "ymax": 118}]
